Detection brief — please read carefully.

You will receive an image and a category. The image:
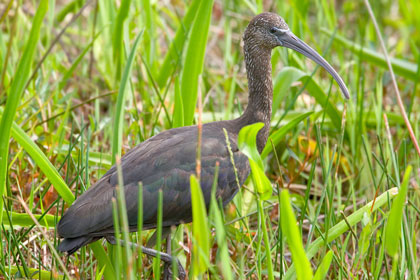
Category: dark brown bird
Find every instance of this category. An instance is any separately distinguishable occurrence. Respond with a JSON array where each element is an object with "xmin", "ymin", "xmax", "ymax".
[{"xmin": 57, "ymin": 12, "xmax": 349, "ymax": 276}]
